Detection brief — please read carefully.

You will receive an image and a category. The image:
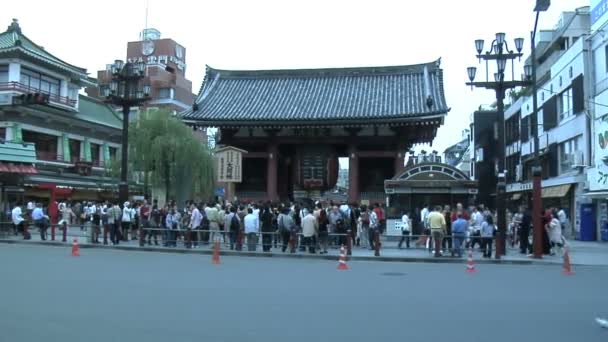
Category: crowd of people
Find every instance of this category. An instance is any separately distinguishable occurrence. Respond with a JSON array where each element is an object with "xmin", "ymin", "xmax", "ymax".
[{"xmin": 7, "ymin": 198, "xmax": 569, "ymax": 257}]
